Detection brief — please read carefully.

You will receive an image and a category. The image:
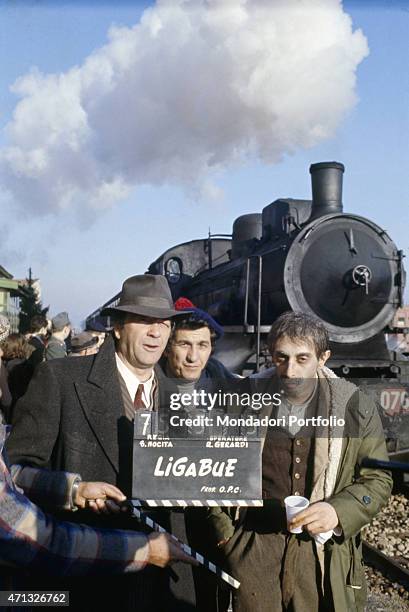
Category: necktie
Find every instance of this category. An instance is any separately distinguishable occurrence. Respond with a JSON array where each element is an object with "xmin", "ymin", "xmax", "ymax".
[{"xmin": 134, "ymin": 384, "xmax": 145, "ymax": 410}]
